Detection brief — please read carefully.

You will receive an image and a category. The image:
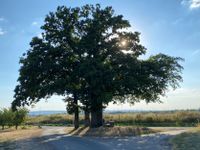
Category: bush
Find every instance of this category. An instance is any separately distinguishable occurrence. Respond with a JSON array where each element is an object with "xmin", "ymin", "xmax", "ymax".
[
  {"xmin": 0, "ymin": 108, "xmax": 14, "ymax": 129},
  {"xmin": 13, "ymin": 108, "xmax": 29, "ymax": 129},
  {"xmin": 0, "ymin": 107, "xmax": 28, "ymax": 130},
  {"xmin": 0, "ymin": 110, "xmax": 3, "ymax": 129}
]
